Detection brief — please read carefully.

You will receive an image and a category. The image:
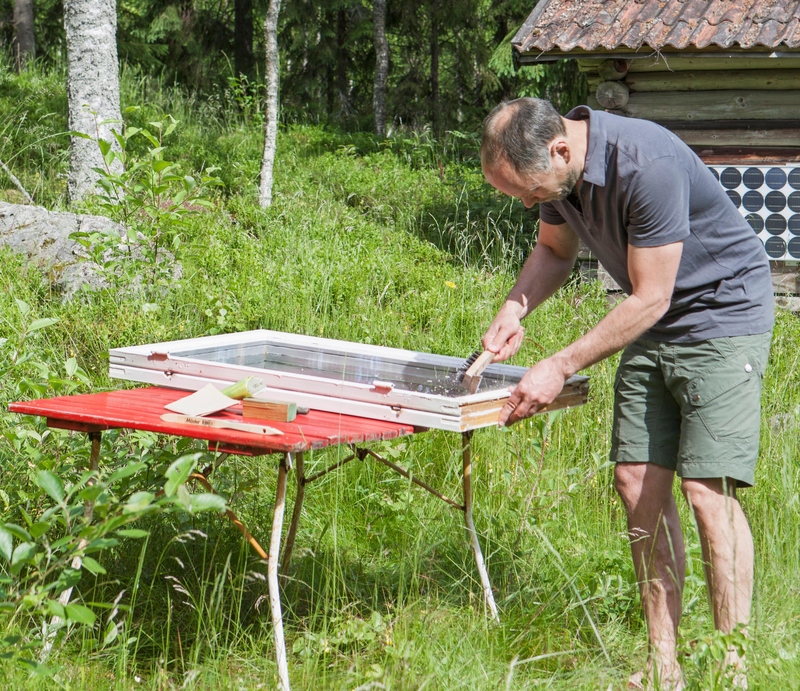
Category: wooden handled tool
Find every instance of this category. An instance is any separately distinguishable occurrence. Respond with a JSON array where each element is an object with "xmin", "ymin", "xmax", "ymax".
[
  {"xmin": 160, "ymin": 413, "xmax": 283, "ymax": 436},
  {"xmin": 460, "ymin": 350, "xmax": 495, "ymax": 394}
]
